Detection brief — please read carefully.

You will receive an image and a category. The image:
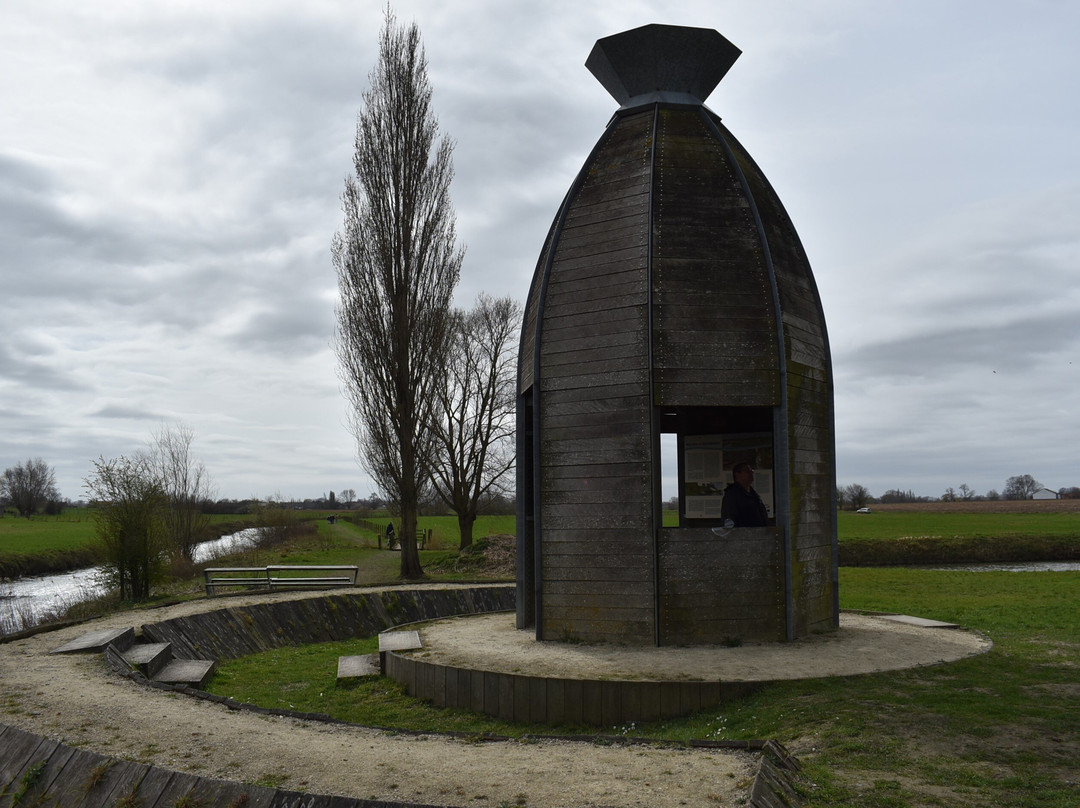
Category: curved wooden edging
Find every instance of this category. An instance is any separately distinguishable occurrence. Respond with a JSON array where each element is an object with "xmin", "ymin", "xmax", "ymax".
[{"xmin": 383, "ymin": 646, "xmax": 761, "ymax": 727}]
